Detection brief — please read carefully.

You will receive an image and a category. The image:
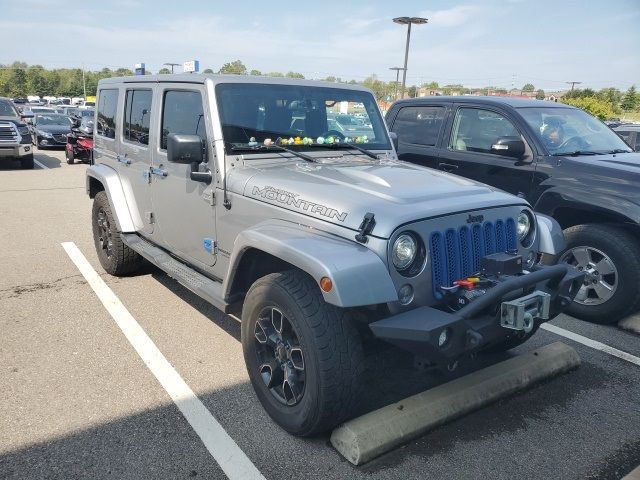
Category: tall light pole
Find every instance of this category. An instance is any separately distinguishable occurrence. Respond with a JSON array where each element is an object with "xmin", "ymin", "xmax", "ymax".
[
  {"xmin": 566, "ymin": 81, "xmax": 582, "ymax": 92},
  {"xmin": 164, "ymin": 62, "xmax": 180, "ymax": 74},
  {"xmin": 393, "ymin": 16, "xmax": 428, "ymax": 99},
  {"xmin": 389, "ymin": 67, "xmax": 404, "ymax": 100}
]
